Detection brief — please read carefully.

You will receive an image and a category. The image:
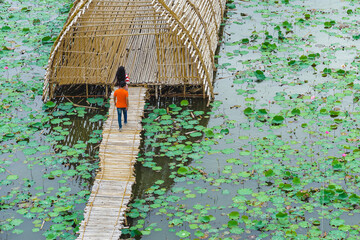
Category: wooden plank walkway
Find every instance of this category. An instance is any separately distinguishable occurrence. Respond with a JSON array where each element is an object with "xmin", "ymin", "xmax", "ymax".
[{"xmin": 77, "ymin": 87, "xmax": 147, "ymax": 240}]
